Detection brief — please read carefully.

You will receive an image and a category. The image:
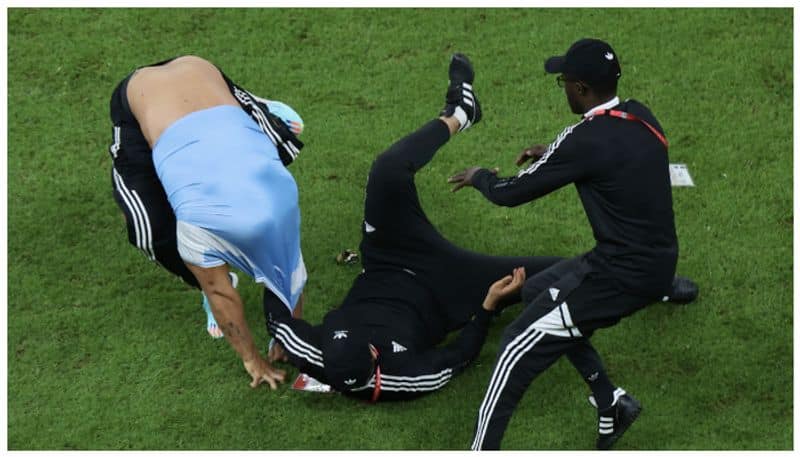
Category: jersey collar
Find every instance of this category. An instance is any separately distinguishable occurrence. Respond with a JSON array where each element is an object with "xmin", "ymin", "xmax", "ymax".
[{"xmin": 583, "ymin": 96, "xmax": 621, "ymax": 118}]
